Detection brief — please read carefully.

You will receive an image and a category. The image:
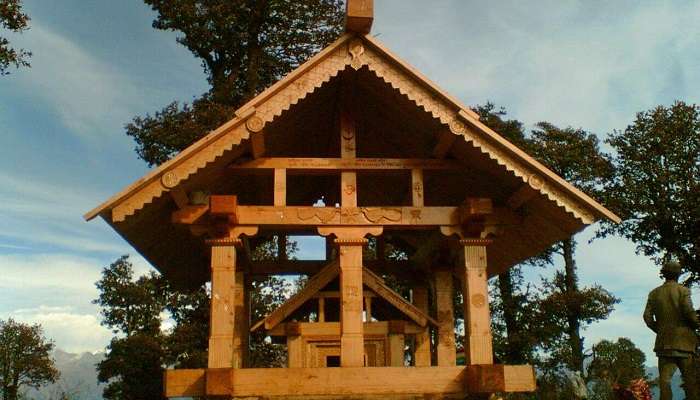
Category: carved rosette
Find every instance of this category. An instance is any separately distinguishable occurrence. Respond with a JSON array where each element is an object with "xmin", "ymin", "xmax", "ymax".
[
  {"xmin": 348, "ymin": 38, "xmax": 365, "ymax": 70},
  {"xmin": 245, "ymin": 116, "xmax": 264, "ymax": 133},
  {"xmin": 161, "ymin": 171, "xmax": 179, "ymax": 189}
]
